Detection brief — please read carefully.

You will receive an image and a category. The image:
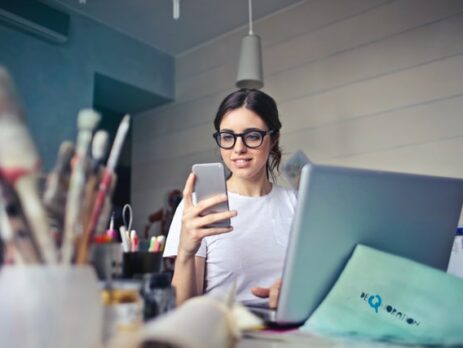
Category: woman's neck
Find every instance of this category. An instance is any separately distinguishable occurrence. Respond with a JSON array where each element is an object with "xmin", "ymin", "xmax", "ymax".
[{"xmin": 227, "ymin": 175, "xmax": 272, "ymax": 197}]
